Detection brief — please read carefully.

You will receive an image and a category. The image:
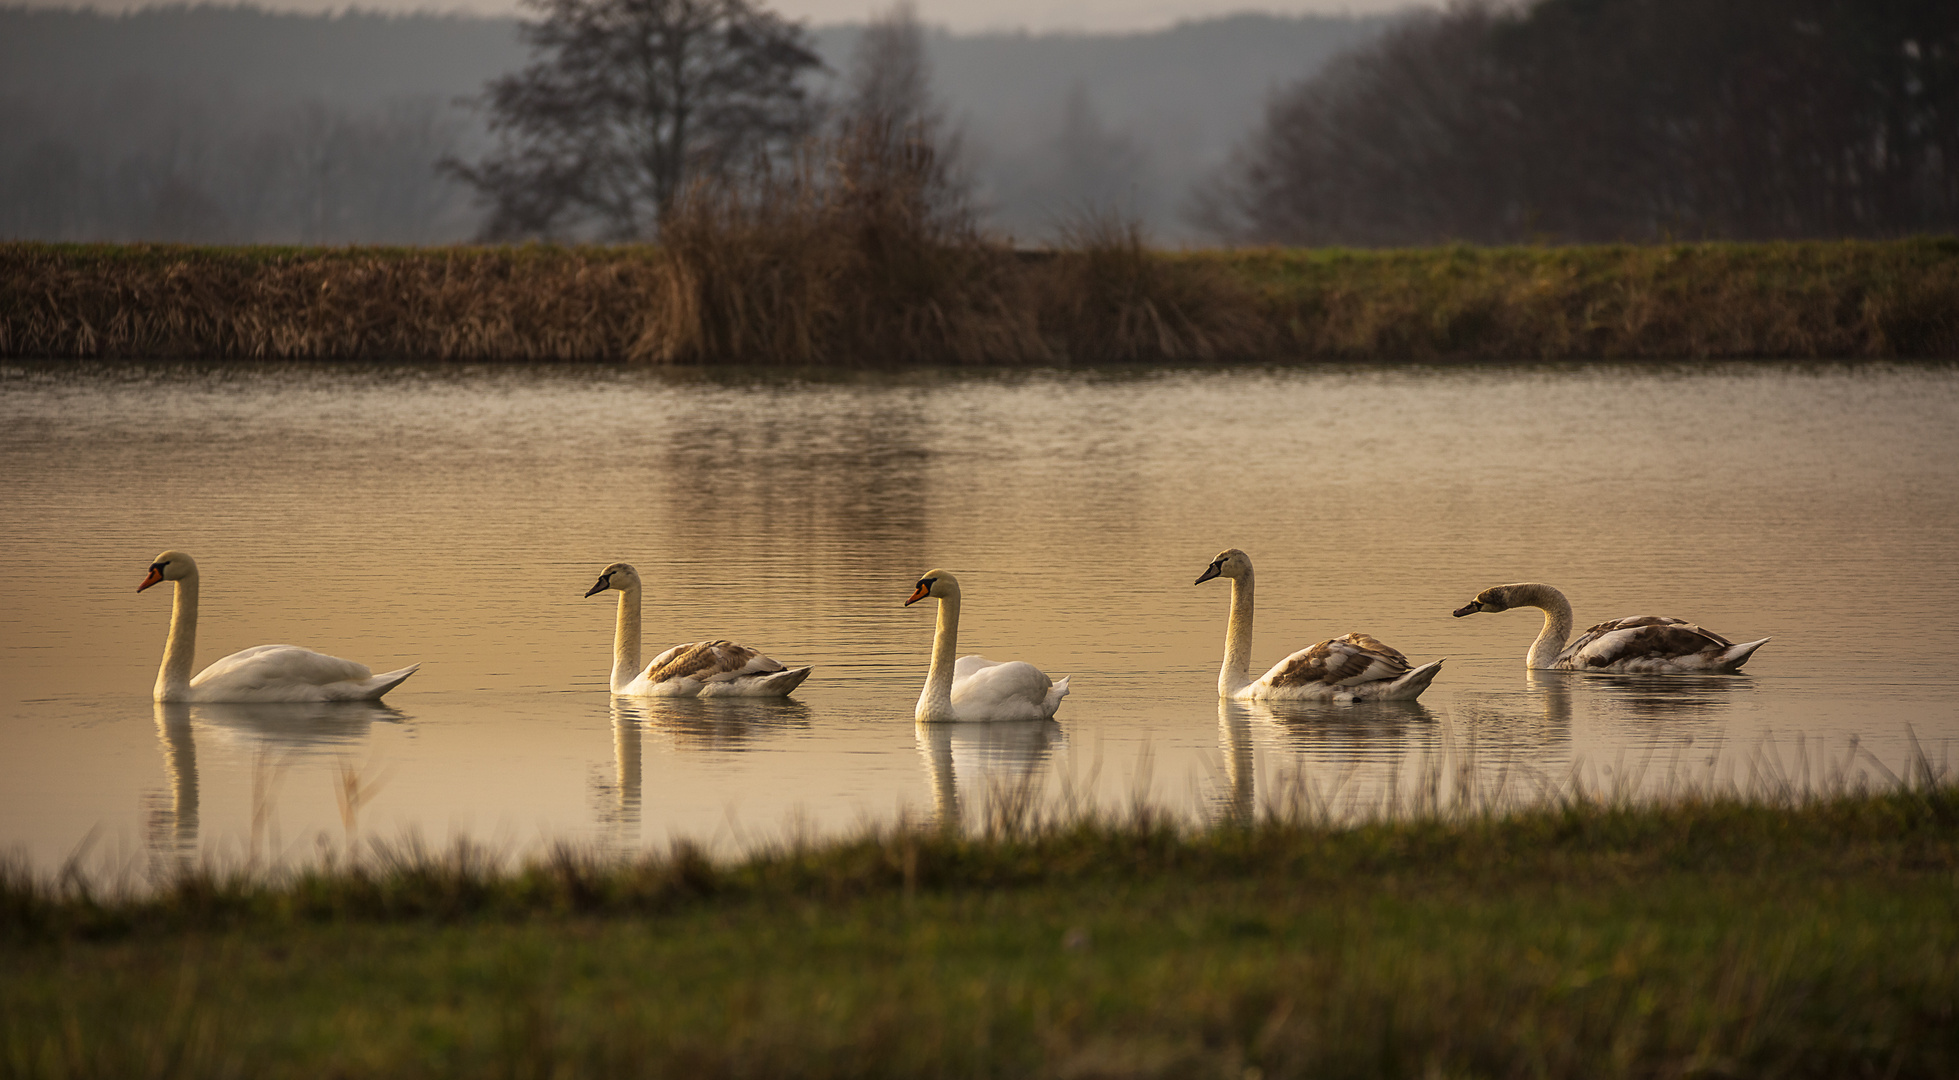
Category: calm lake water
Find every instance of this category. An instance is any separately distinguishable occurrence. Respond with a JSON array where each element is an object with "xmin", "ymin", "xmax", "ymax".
[{"xmin": 2, "ymin": 360, "xmax": 1955, "ymax": 875}]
